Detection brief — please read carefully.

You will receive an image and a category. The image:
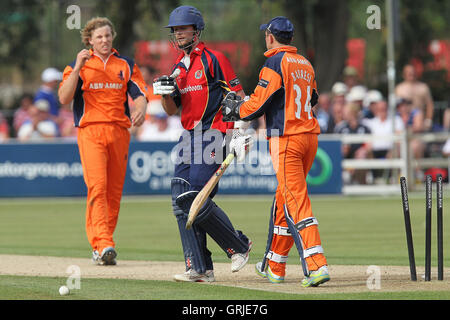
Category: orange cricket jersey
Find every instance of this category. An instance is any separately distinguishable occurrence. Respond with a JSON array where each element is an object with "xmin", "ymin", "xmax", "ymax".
[
  {"xmin": 240, "ymin": 46, "xmax": 320, "ymax": 137},
  {"xmin": 61, "ymin": 48, "xmax": 149, "ymax": 128}
]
